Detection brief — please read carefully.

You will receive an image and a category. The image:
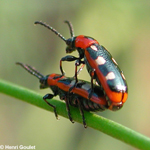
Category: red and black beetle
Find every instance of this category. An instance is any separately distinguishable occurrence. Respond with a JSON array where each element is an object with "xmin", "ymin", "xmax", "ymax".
[
  {"xmin": 34, "ymin": 21, "xmax": 128, "ymax": 110},
  {"xmin": 16, "ymin": 62, "xmax": 123, "ymax": 128}
]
